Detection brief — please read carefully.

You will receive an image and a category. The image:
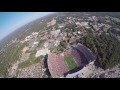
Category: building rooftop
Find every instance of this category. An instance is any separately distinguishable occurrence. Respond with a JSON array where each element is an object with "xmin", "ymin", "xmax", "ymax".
[{"xmin": 35, "ymin": 48, "xmax": 50, "ymax": 58}]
